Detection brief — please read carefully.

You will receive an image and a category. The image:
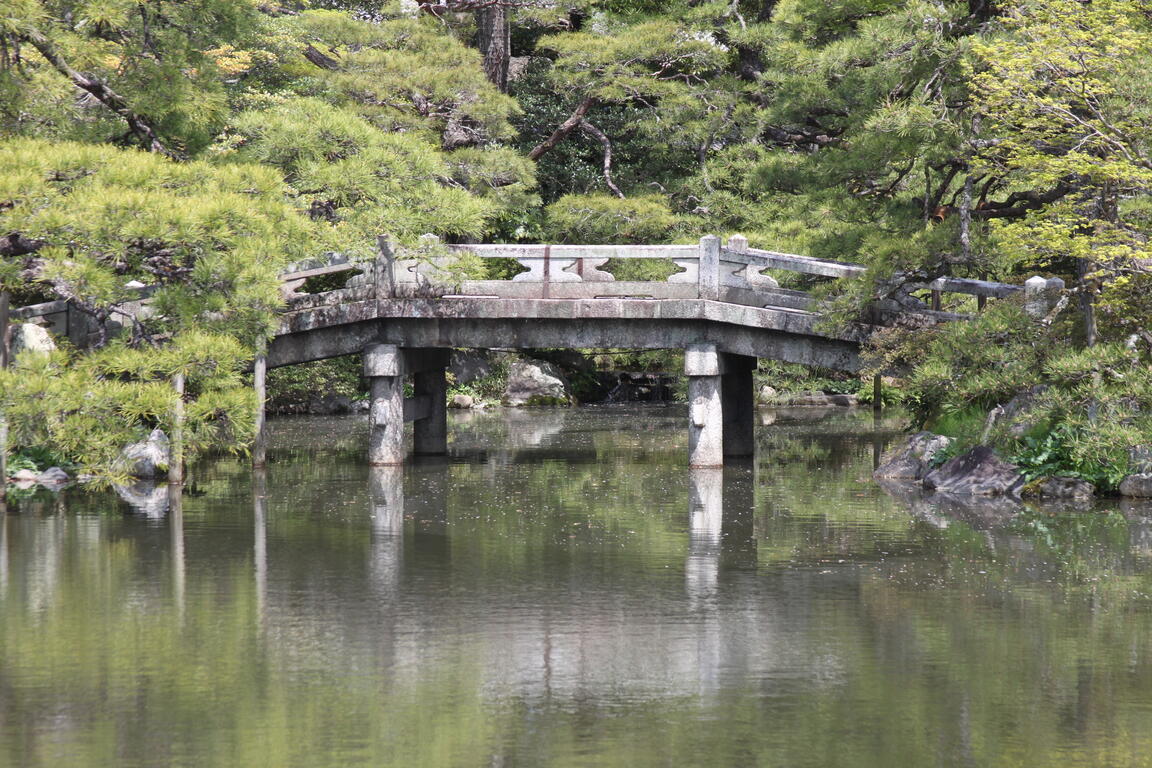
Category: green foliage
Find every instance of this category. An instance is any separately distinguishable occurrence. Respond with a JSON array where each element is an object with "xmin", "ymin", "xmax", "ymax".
[
  {"xmin": 543, "ymin": 194, "xmax": 680, "ymax": 244},
  {"xmin": 266, "ymin": 356, "xmax": 366, "ymax": 413},
  {"xmin": 0, "ymin": 137, "xmax": 318, "ymax": 341},
  {"xmin": 874, "ymin": 303, "xmax": 1152, "ymax": 489}
]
